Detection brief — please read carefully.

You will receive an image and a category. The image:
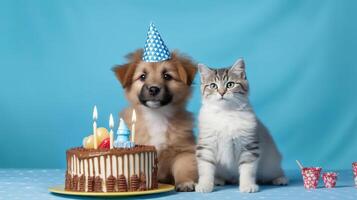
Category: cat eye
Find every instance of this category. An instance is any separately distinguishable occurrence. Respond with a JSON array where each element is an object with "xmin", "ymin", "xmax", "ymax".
[
  {"xmin": 209, "ymin": 83, "xmax": 218, "ymax": 89},
  {"xmin": 226, "ymin": 81, "xmax": 235, "ymax": 88},
  {"xmin": 139, "ymin": 74, "xmax": 146, "ymax": 81},
  {"xmin": 163, "ymin": 73, "xmax": 172, "ymax": 80}
]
